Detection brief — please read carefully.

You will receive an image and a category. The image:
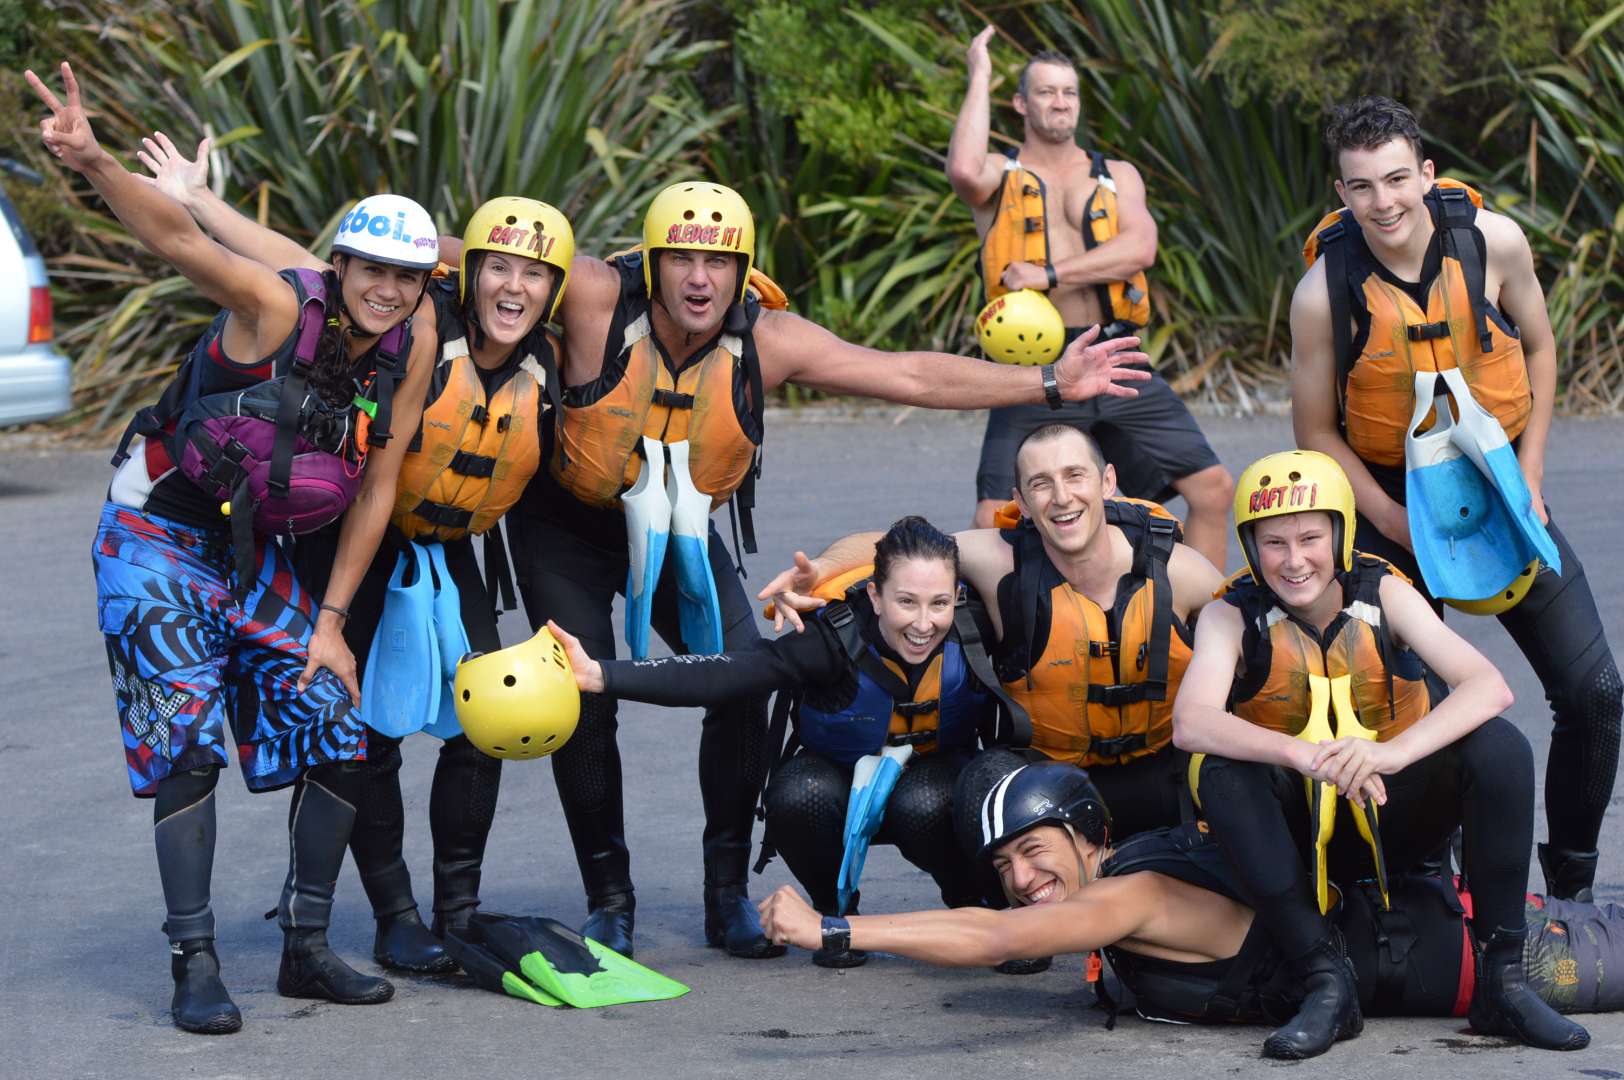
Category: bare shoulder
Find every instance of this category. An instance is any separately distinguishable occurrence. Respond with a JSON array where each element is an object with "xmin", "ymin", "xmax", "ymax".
[
  {"xmin": 1475, "ymin": 207, "xmax": 1534, "ymax": 263},
  {"xmin": 1104, "ymin": 157, "xmax": 1145, "ymax": 186},
  {"xmin": 1291, "ymin": 257, "xmax": 1330, "ymax": 317},
  {"xmin": 568, "ymin": 253, "xmax": 623, "ymax": 298},
  {"xmin": 1167, "ymin": 541, "xmax": 1225, "ymax": 615},
  {"xmin": 954, "ymin": 527, "xmax": 1017, "ymax": 593}
]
